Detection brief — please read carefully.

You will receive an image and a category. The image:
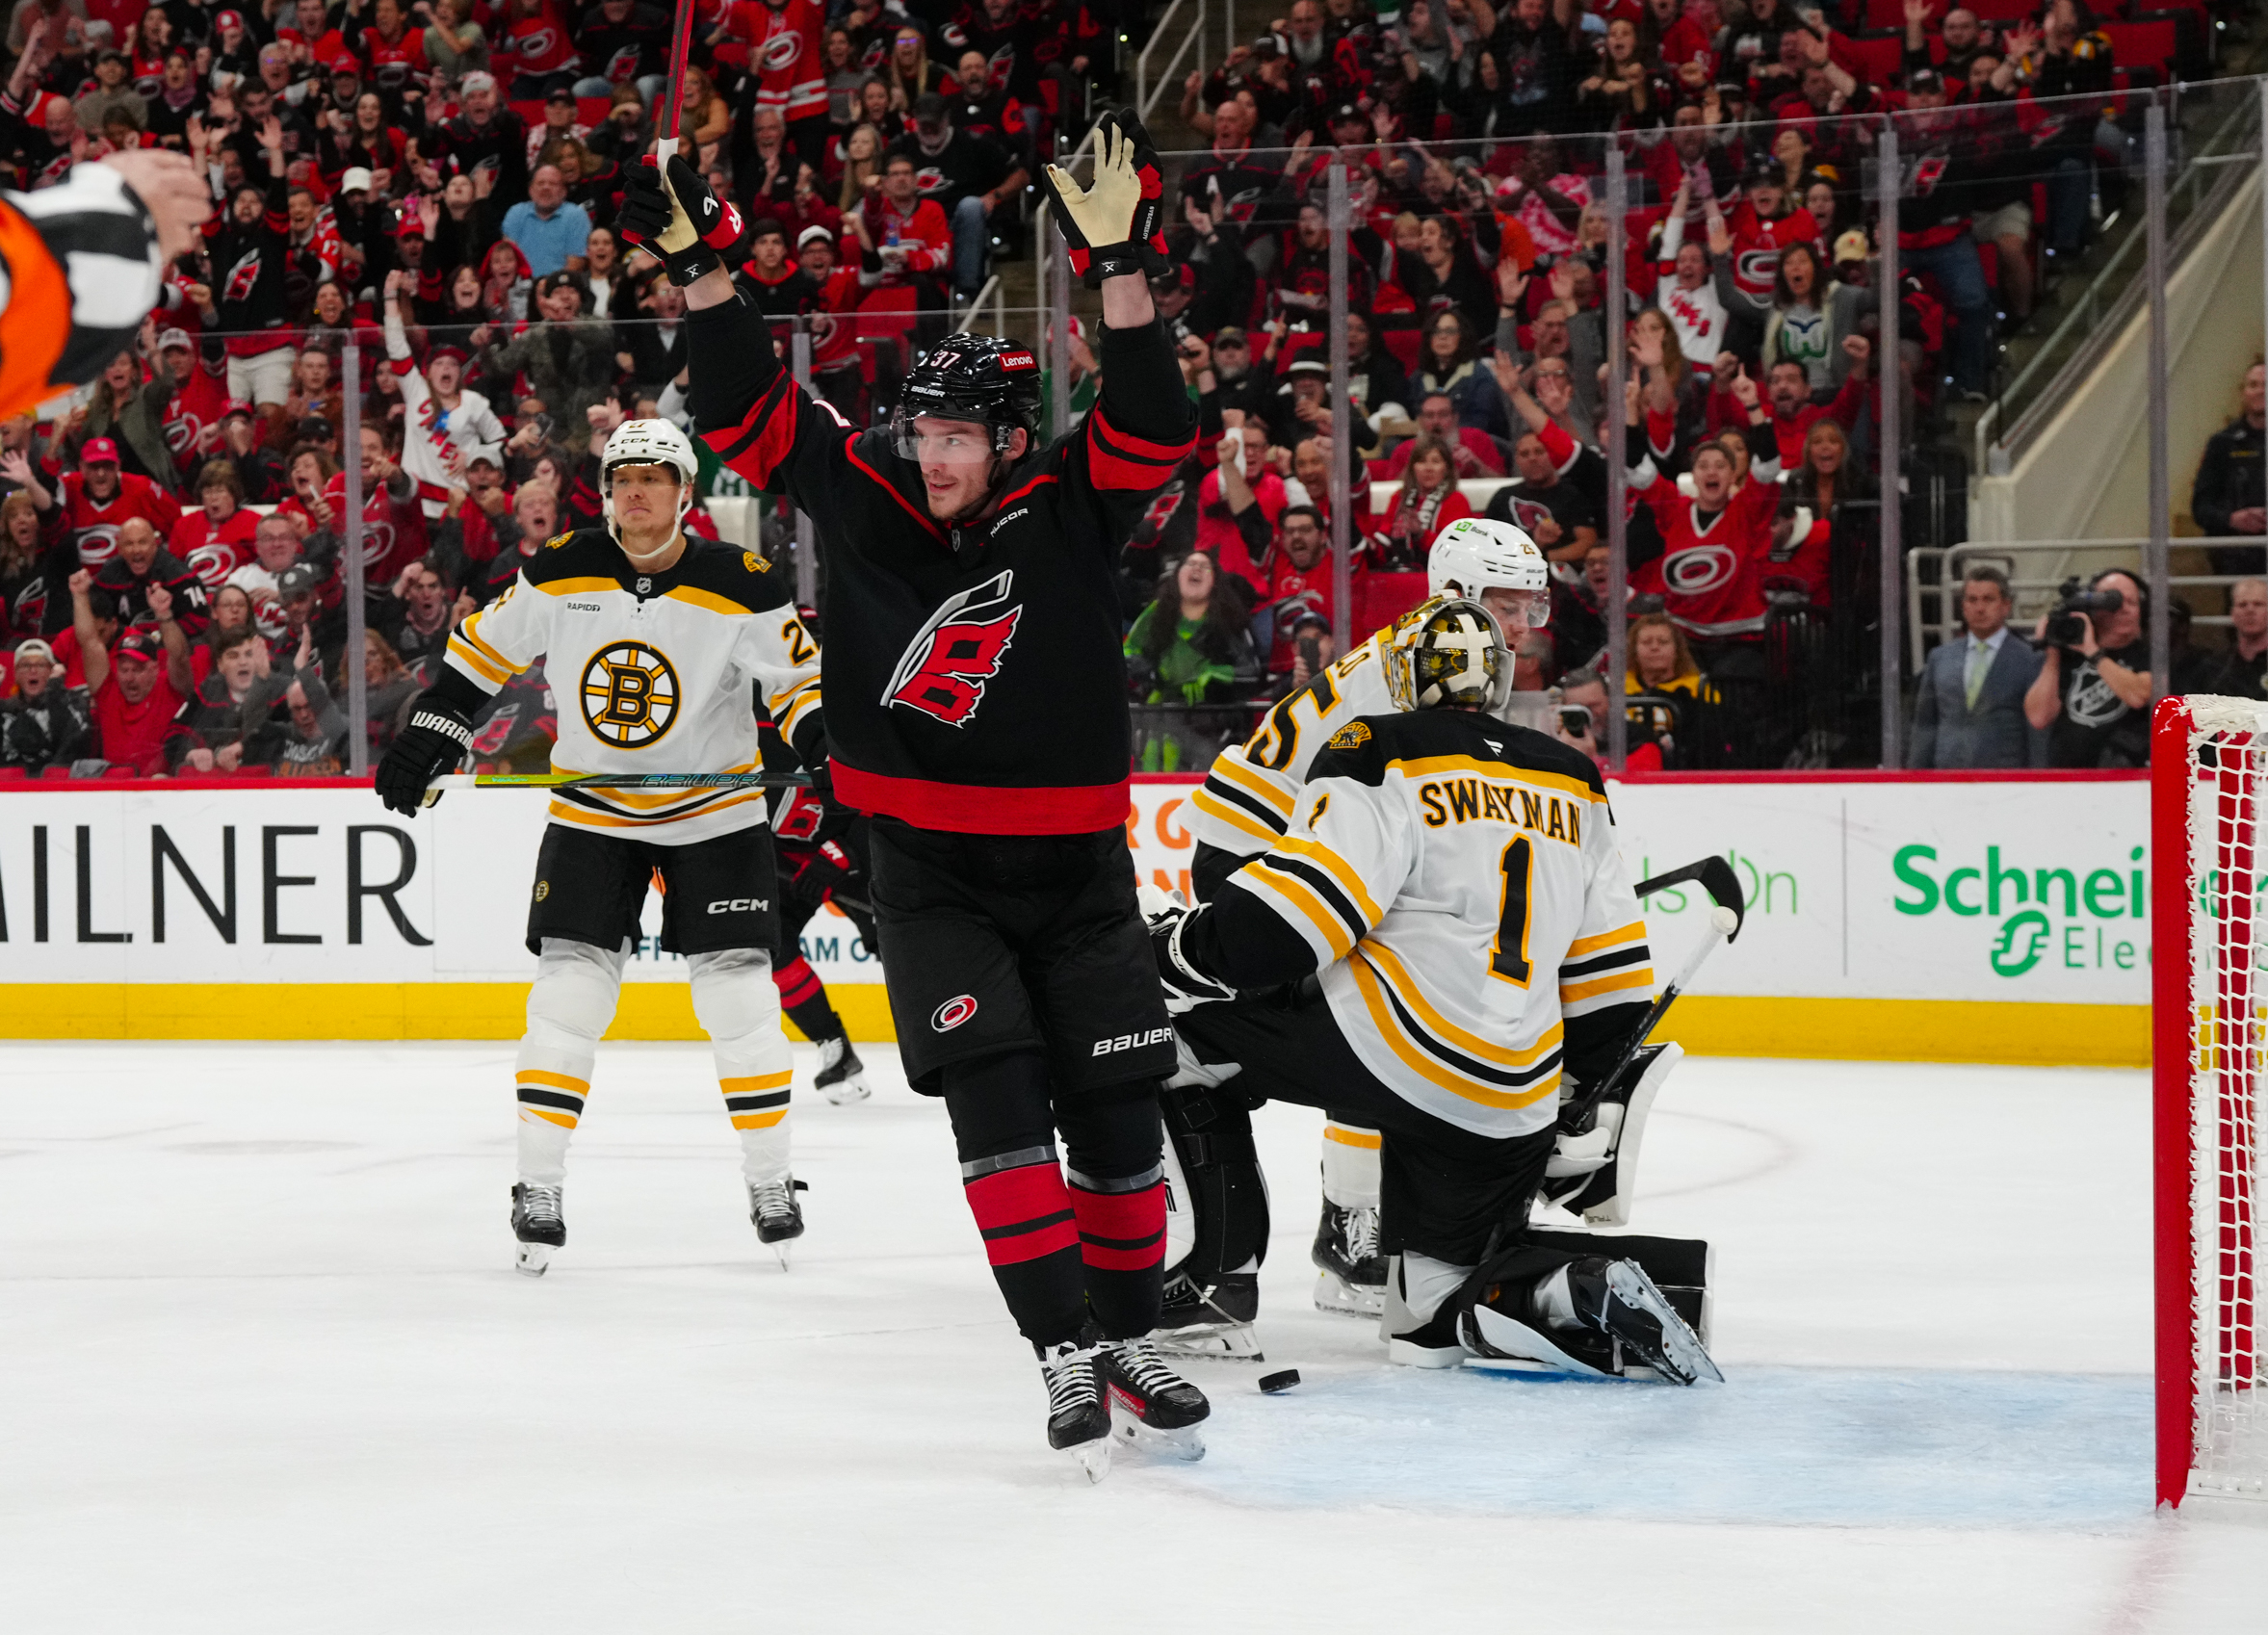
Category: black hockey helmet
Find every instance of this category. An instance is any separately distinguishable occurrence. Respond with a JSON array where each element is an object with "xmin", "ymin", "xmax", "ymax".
[{"xmin": 893, "ymin": 334, "xmax": 1045, "ymax": 456}]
